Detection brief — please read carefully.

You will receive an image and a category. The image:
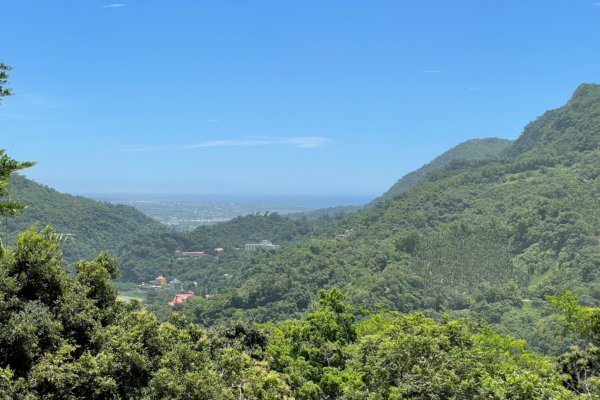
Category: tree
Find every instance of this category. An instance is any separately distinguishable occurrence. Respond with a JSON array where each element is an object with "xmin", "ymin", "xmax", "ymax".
[
  {"xmin": 0, "ymin": 63, "xmax": 12, "ymax": 102},
  {"xmin": 0, "ymin": 64, "xmax": 35, "ymax": 220},
  {"xmin": 549, "ymin": 292, "xmax": 600, "ymax": 396},
  {"xmin": 0, "ymin": 150, "xmax": 36, "ymax": 218}
]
